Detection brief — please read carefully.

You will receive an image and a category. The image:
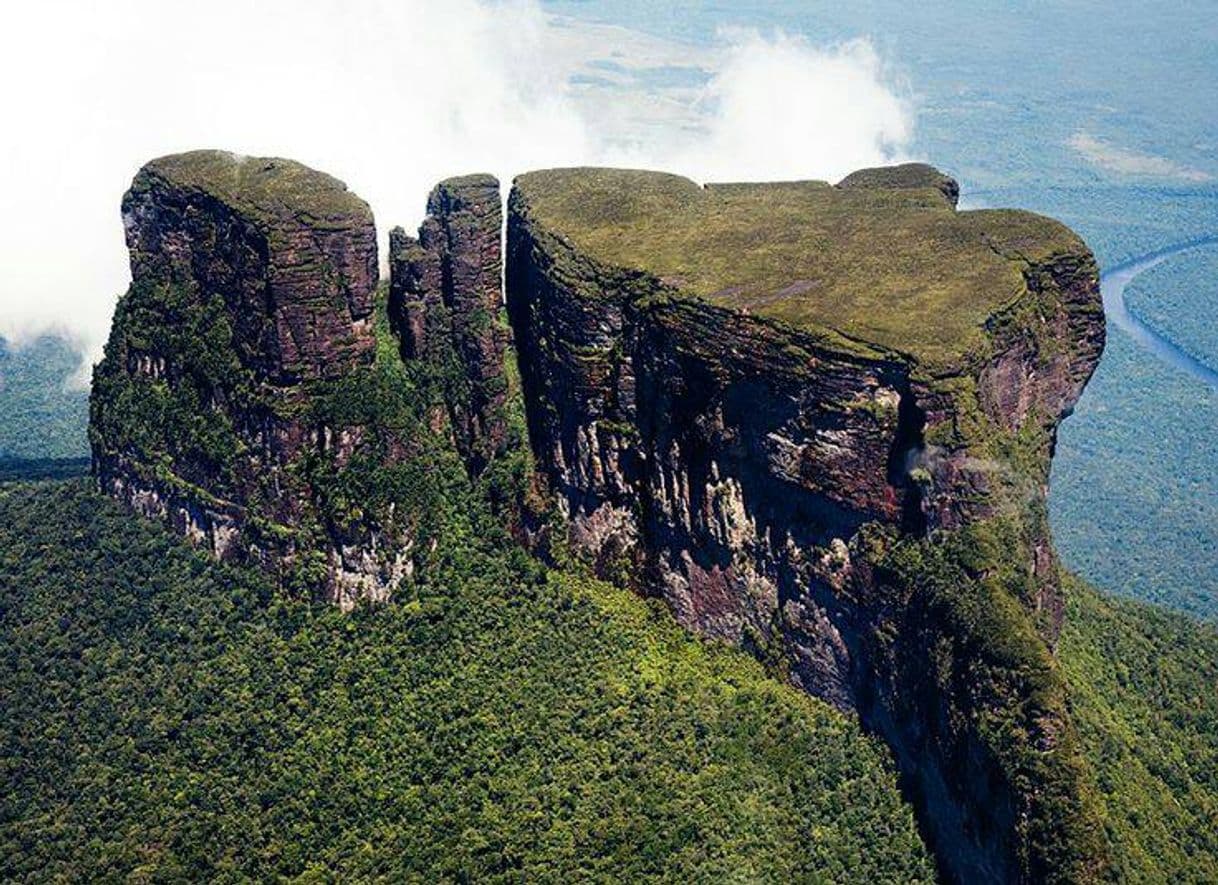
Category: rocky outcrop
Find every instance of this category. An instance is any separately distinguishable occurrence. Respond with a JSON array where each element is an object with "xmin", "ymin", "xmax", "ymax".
[
  {"xmin": 122, "ymin": 150, "xmax": 378, "ymax": 385},
  {"xmin": 506, "ymin": 165, "xmax": 1107, "ymax": 883},
  {"xmin": 91, "ymin": 150, "xmax": 407, "ymax": 608},
  {"xmin": 388, "ymin": 174, "xmax": 508, "ymax": 473},
  {"xmin": 89, "ymin": 149, "xmax": 1113, "ymax": 880}
]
